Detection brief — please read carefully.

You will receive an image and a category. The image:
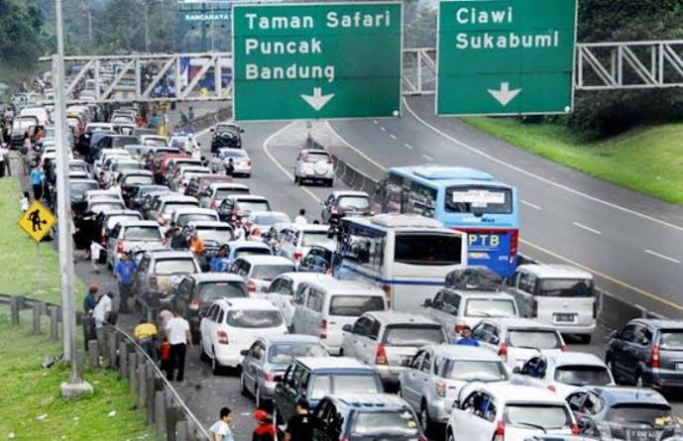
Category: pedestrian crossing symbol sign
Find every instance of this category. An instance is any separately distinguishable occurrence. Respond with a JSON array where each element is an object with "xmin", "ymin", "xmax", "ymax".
[{"xmin": 18, "ymin": 200, "xmax": 57, "ymax": 243}]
